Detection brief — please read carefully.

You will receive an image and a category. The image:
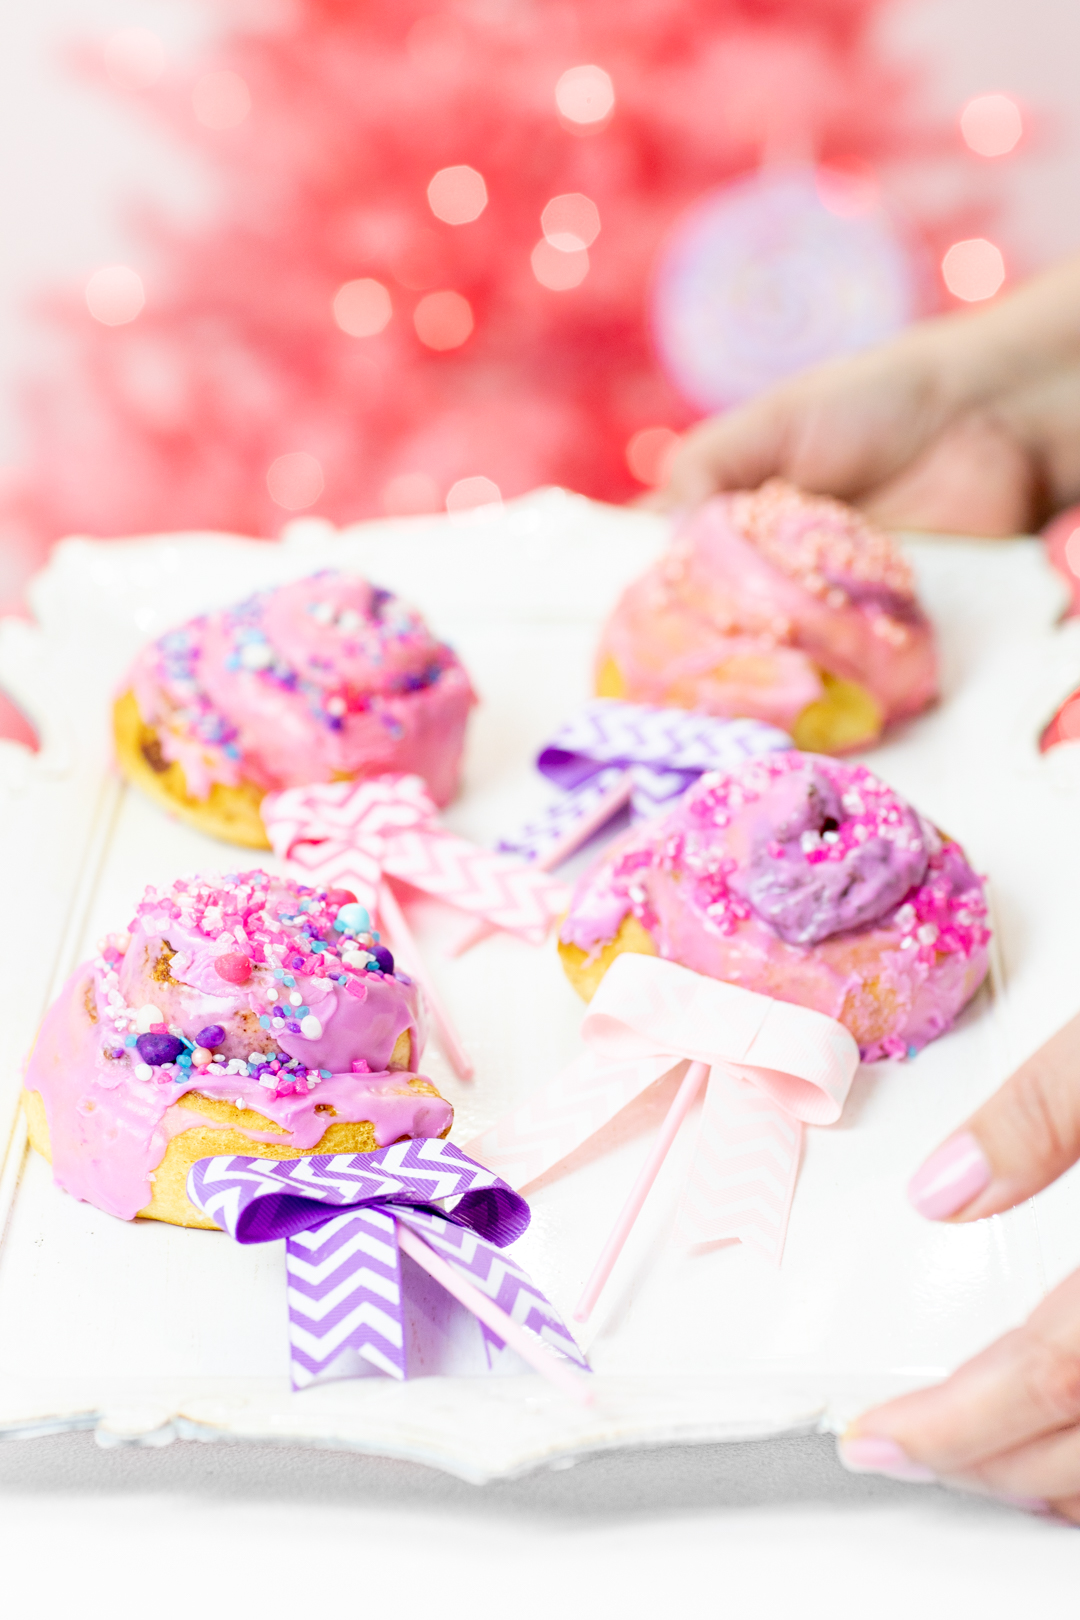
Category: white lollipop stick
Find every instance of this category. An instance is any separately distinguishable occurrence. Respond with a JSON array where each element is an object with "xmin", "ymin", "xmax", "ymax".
[
  {"xmin": 574, "ymin": 1059, "xmax": 711, "ymax": 1323},
  {"xmin": 395, "ymin": 1222, "xmax": 592, "ymax": 1405},
  {"xmin": 449, "ymin": 769, "xmax": 634, "ymax": 958},
  {"xmin": 377, "ymin": 881, "xmax": 475, "ymax": 1081}
]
